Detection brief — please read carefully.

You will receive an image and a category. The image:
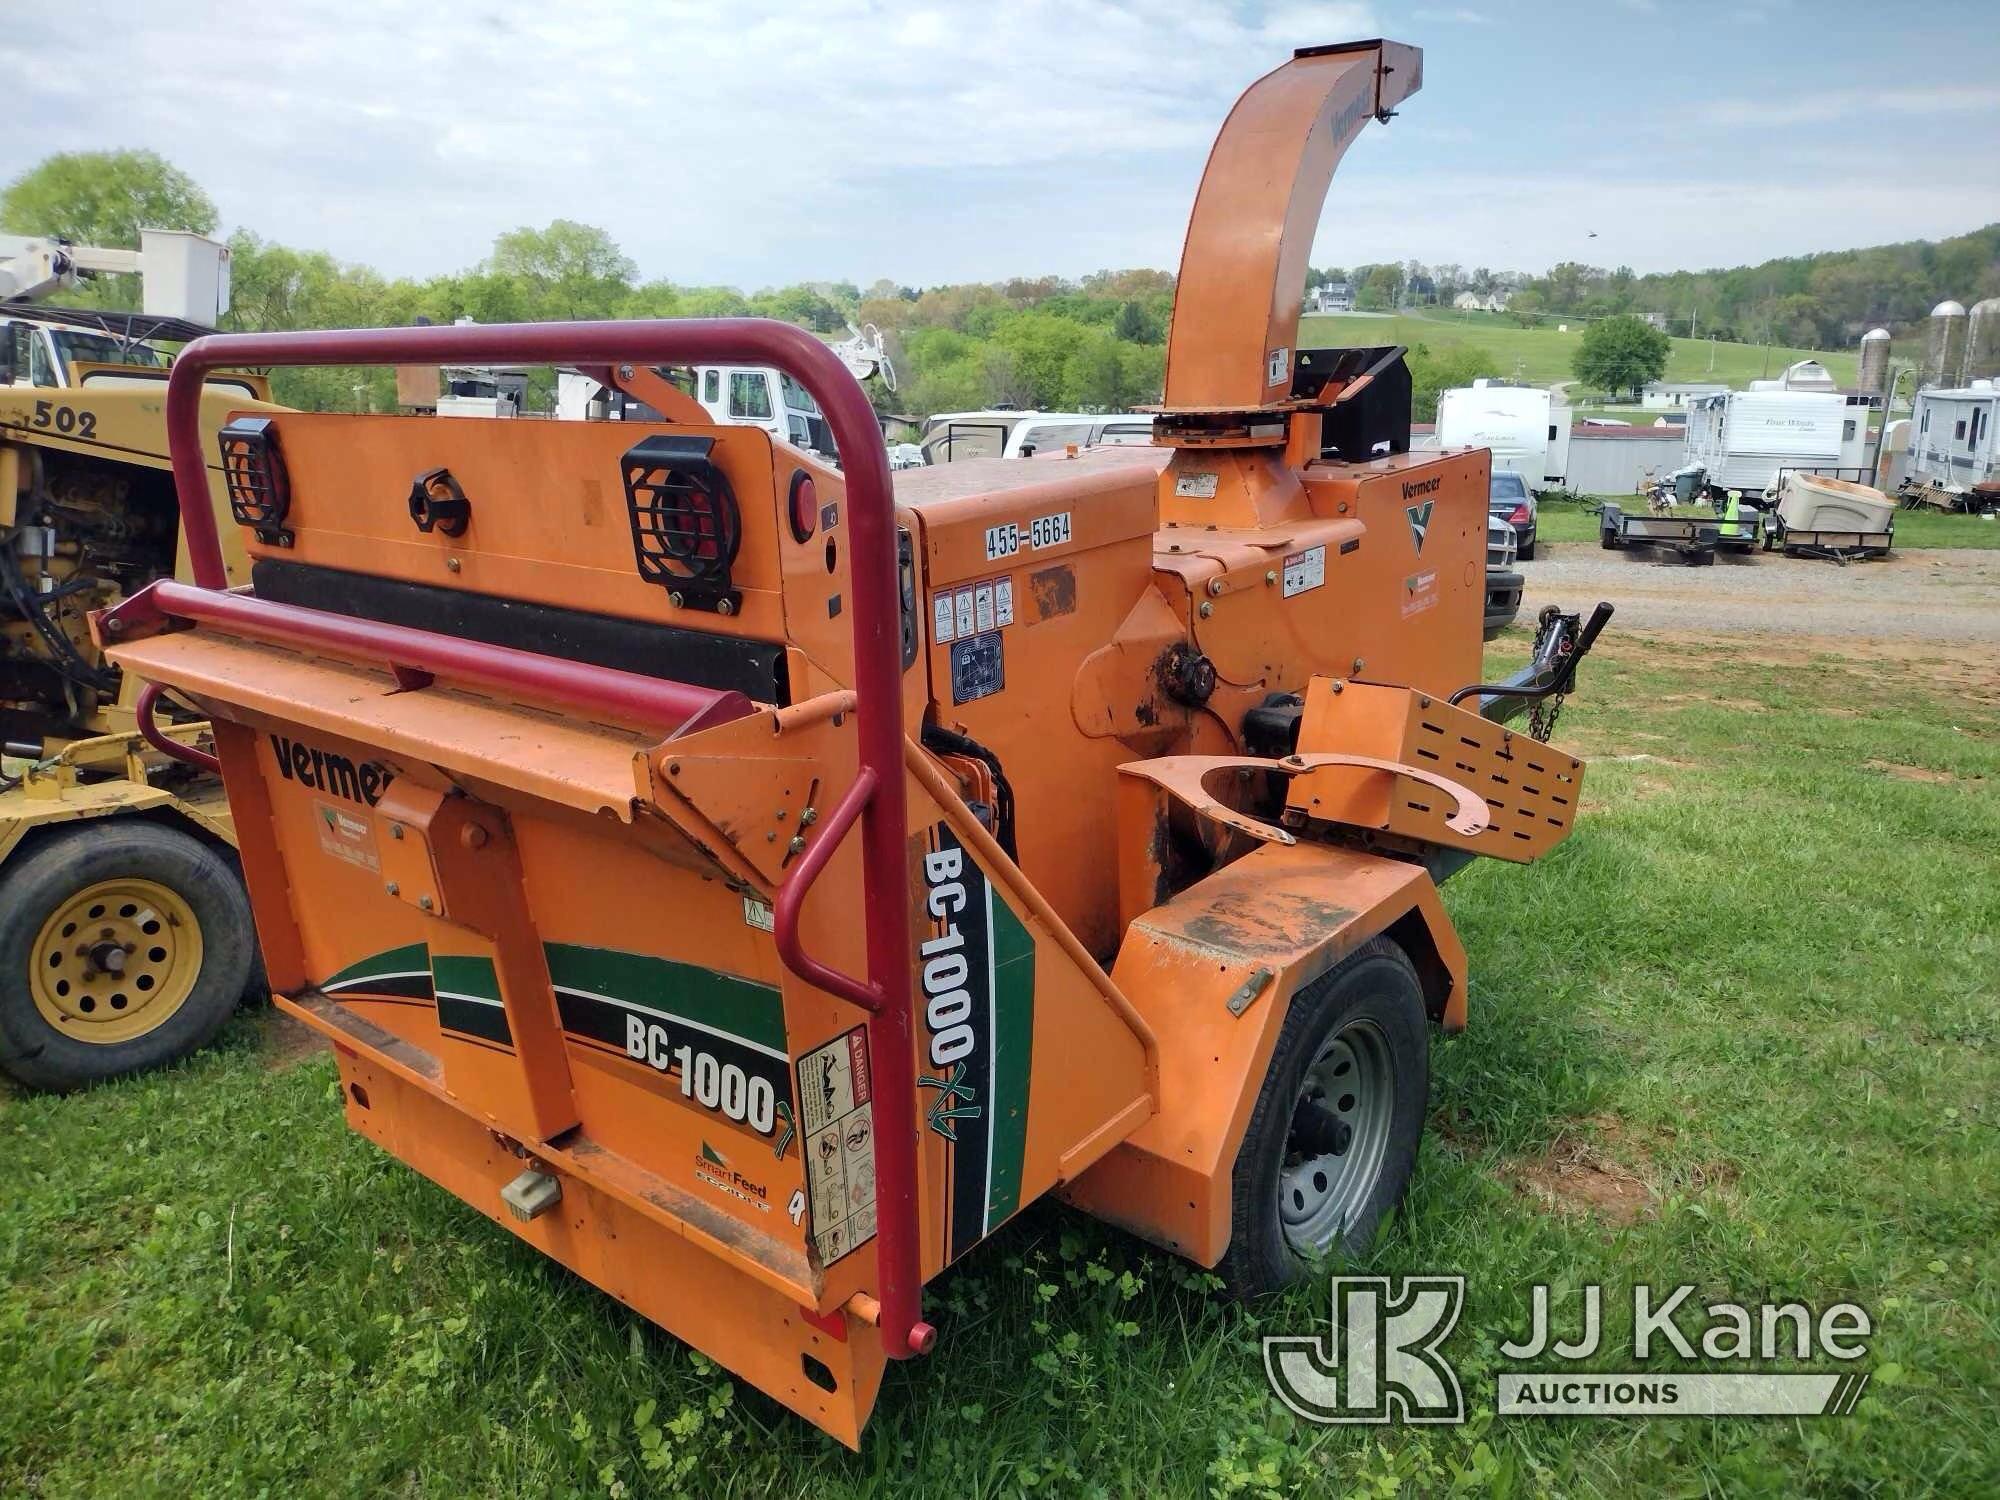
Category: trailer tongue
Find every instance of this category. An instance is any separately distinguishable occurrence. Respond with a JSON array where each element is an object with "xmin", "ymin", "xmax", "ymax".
[{"xmin": 95, "ymin": 39, "xmax": 1608, "ymax": 1444}]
